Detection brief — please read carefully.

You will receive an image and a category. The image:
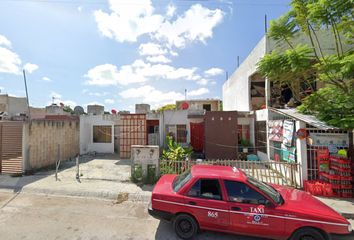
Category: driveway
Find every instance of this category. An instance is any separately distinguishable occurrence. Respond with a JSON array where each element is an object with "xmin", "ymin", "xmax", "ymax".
[{"xmin": 0, "ymin": 154, "xmax": 152, "ymax": 202}]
